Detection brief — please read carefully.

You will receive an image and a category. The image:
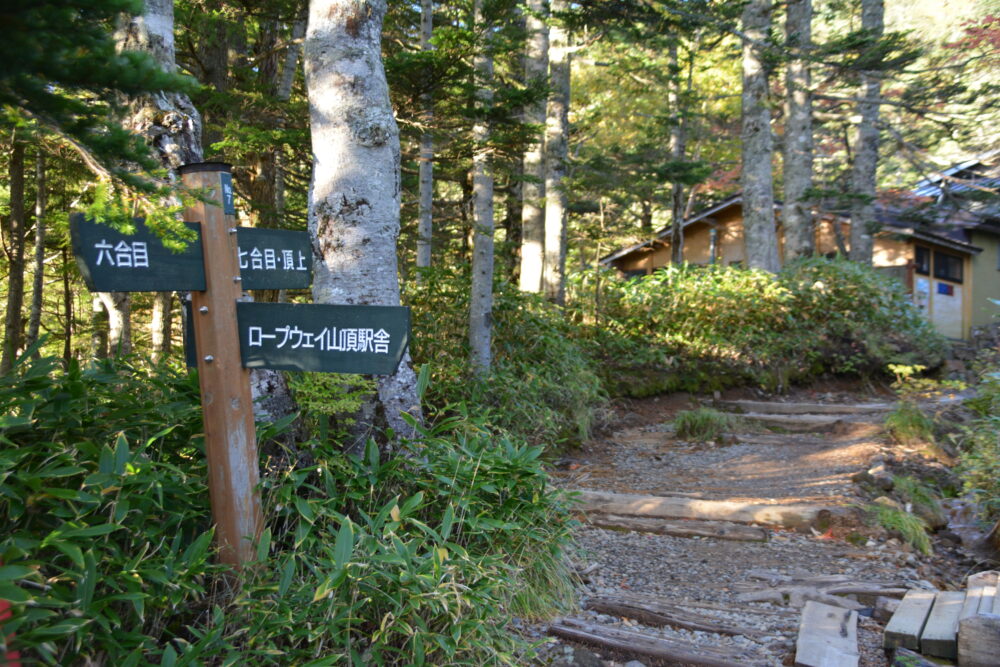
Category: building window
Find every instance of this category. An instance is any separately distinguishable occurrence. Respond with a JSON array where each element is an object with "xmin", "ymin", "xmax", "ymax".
[
  {"xmin": 914, "ymin": 246, "xmax": 930, "ymax": 275},
  {"xmin": 933, "ymin": 250, "xmax": 963, "ymax": 283}
]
